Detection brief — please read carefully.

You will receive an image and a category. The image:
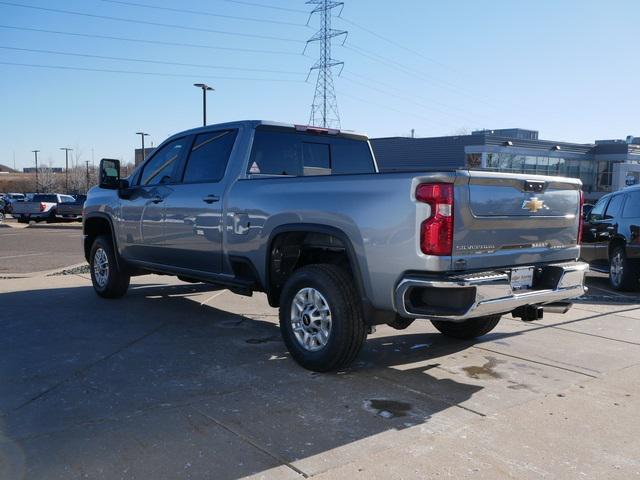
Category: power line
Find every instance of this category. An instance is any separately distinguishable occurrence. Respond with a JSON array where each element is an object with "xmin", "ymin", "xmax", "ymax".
[
  {"xmin": 0, "ymin": 1, "xmax": 302, "ymax": 43},
  {"xmin": 0, "ymin": 61, "xmax": 306, "ymax": 82},
  {"xmin": 340, "ymin": 73, "xmax": 480, "ymax": 125},
  {"xmin": 337, "ymin": 16, "xmax": 460, "ymax": 75},
  {"xmin": 222, "ymin": 0, "xmax": 308, "ymax": 14},
  {"xmin": 0, "ymin": 25, "xmax": 300, "ymax": 56},
  {"xmin": 99, "ymin": 0, "xmax": 307, "ymax": 27},
  {"xmin": 0, "ymin": 45, "xmax": 305, "ymax": 75}
]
